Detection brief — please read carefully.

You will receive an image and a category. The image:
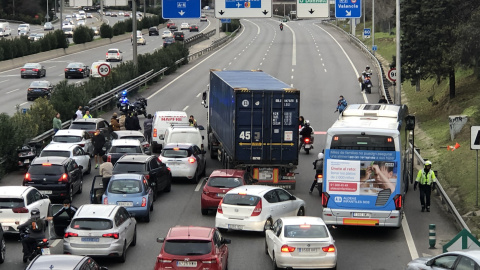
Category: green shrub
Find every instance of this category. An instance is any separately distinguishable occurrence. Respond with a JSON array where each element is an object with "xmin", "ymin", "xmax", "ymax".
[
  {"xmin": 100, "ymin": 23, "xmax": 113, "ymax": 39},
  {"xmin": 54, "ymin": 30, "xmax": 69, "ymax": 49},
  {"xmin": 0, "ymin": 46, "xmax": 3, "ymax": 61},
  {"xmin": 49, "ymin": 81, "xmax": 90, "ymax": 122},
  {"xmin": 112, "ymin": 21, "xmax": 126, "ymax": 36},
  {"xmin": 73, "ymin": 25, "xmax": 93, "ymax": 44}
]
